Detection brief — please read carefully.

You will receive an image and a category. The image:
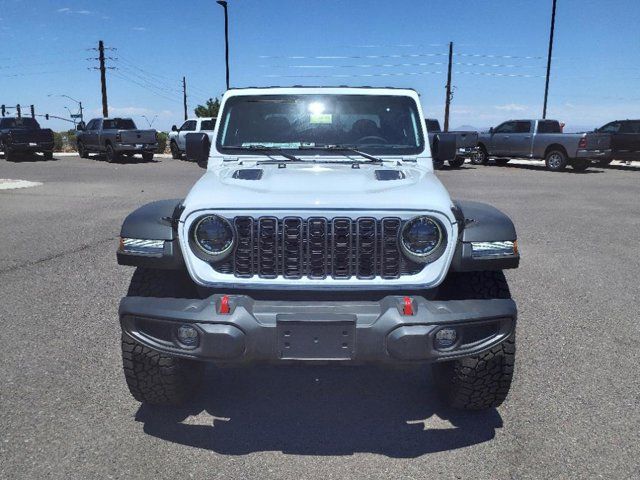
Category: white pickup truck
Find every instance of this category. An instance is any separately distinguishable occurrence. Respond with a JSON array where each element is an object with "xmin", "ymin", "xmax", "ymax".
[{"xmin": 168, "ymin": 117, "xmax": 216, "ymax": 159}]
